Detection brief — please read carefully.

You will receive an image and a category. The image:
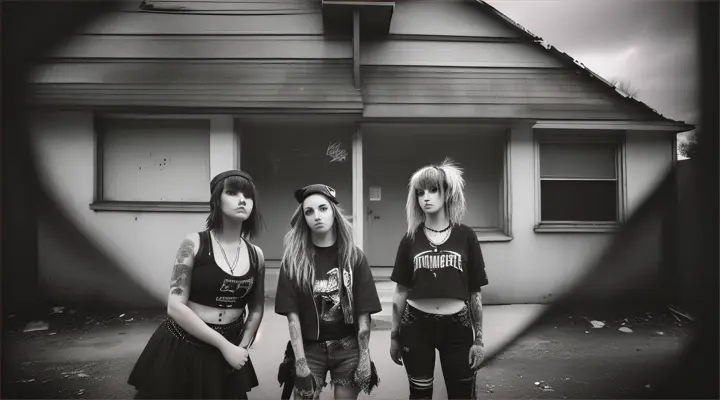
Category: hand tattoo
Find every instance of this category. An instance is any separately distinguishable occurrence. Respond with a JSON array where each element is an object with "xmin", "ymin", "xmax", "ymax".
[
  {"xmin": 295, "ymin": 357, "xmax": 310, "ymax": 375},
  {"xmin": 354, "ymin": 353, "xmax": 372, "ymax": 394},
  {"xmin": 469, "ymin": 343, "xmax": 485, "ymax": 370},
  {"xmin": 294, "ymin": 357, "xmax": 316, "ymax": 399}
]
